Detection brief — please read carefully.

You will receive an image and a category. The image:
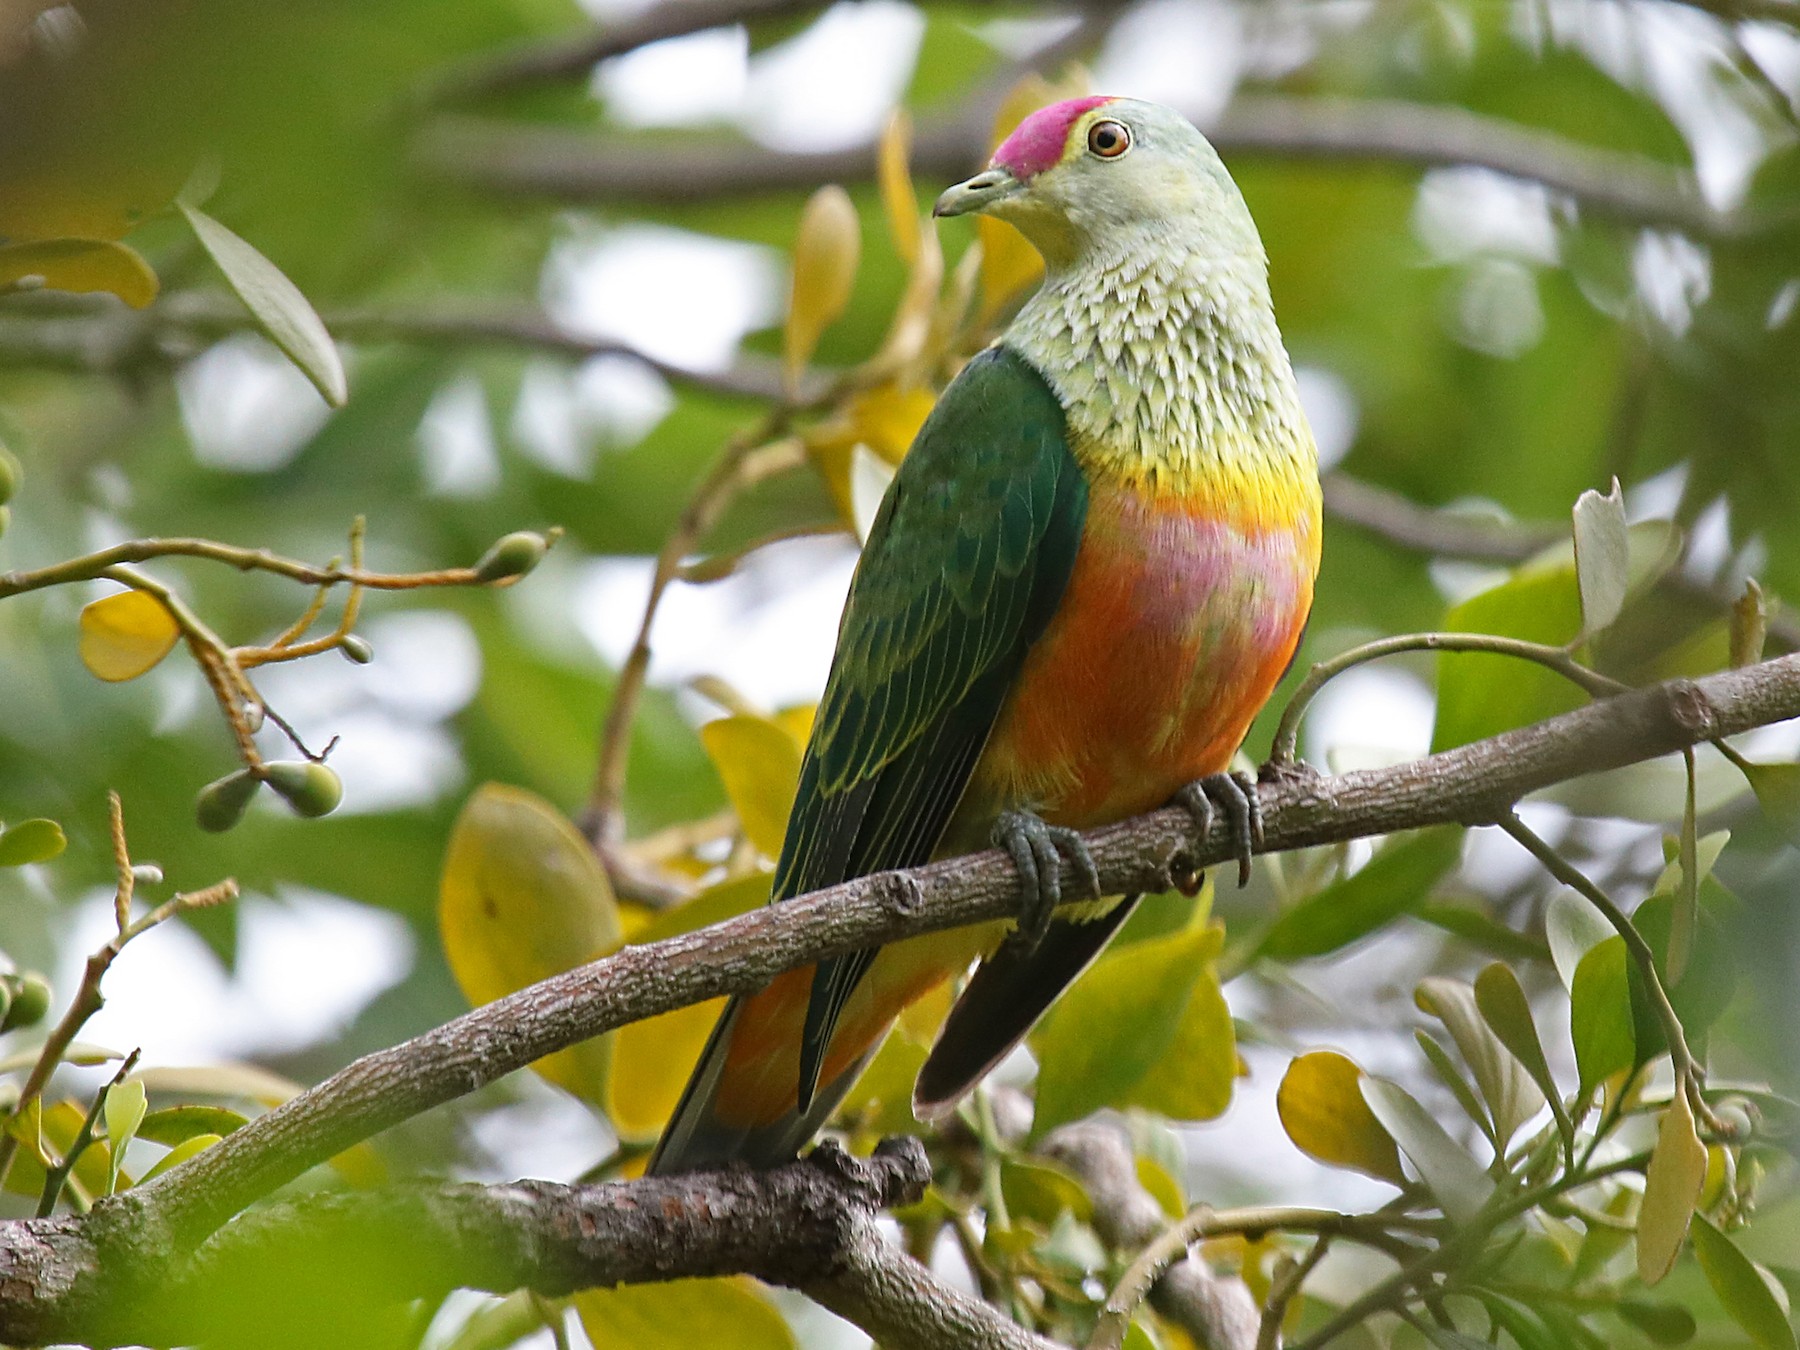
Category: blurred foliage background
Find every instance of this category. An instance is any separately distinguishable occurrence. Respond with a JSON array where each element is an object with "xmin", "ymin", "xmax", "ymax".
[{"xmin": 1, "ymin": 0, "xmax": 1799, "ymax": 1345}]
